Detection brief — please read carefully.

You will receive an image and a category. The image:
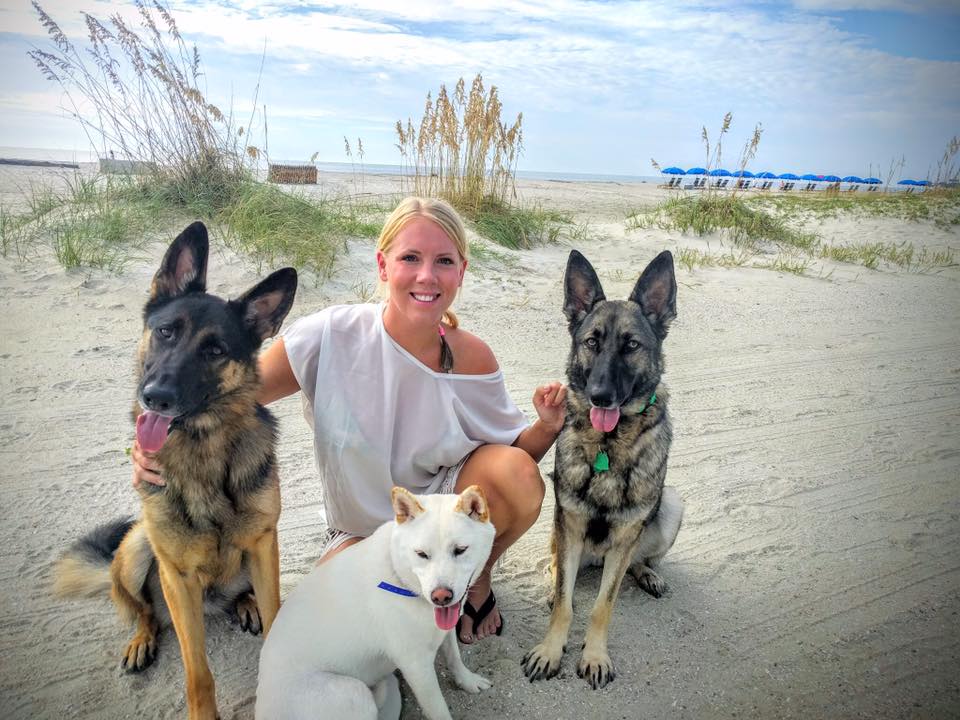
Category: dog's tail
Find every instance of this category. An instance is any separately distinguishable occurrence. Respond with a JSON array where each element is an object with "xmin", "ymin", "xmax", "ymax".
[{"xmin": 53, "ymin": 518, "xmax": 135, "ymax": 598}]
